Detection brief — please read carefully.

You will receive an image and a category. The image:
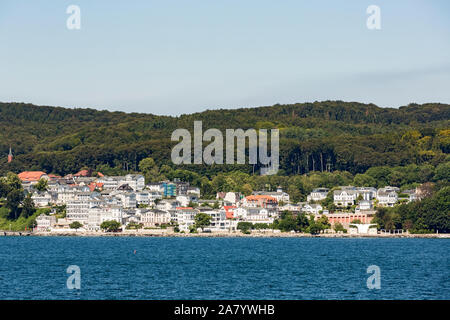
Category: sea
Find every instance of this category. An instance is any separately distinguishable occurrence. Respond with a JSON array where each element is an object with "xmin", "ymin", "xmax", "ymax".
[{"xmin": 0, "ymin": 237, "xmax": 448, "ymax": 300}]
